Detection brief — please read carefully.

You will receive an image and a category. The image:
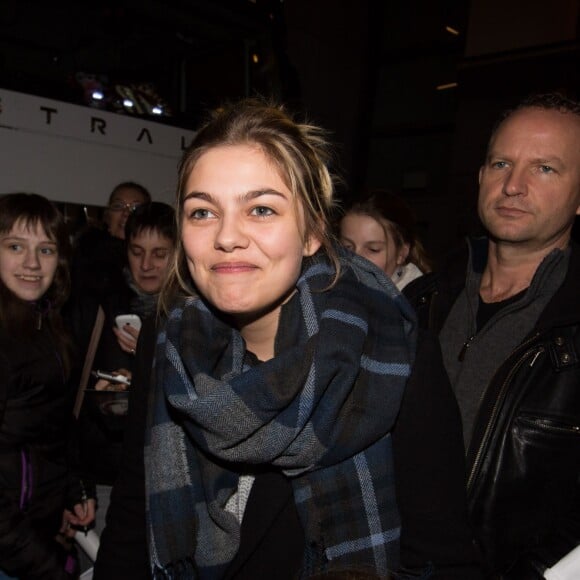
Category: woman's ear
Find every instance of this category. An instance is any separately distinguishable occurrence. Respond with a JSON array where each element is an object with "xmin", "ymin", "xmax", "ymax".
[
  {"xmin": 303, "ymin": 233, "xmax": 322, "ymax": 257},
  {"xmin": 396, "ymin": 242, "xmax": 411, "ymax": 265}
]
